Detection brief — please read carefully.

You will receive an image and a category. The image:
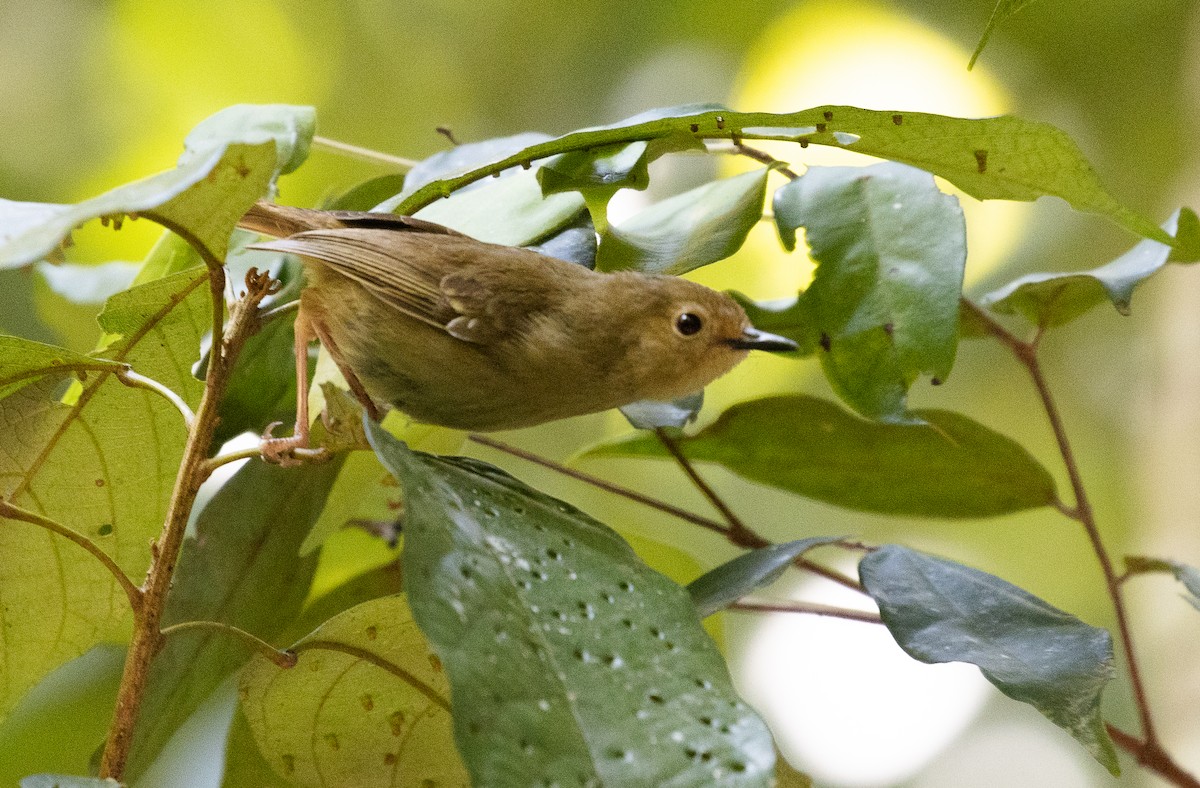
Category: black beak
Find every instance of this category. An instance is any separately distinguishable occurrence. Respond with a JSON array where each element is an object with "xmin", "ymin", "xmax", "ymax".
[{"xmin": 728, "ymin": 327, "xmax": 798, "ymax": 352}]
